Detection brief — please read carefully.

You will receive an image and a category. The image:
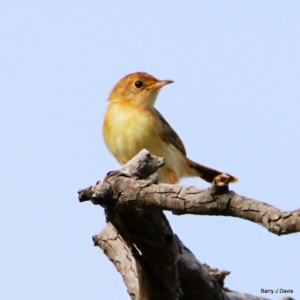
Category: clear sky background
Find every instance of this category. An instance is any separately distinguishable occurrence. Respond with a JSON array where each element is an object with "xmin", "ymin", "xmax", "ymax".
[{"xmin": 1, "ymin": 2, "xmax": 300, "ymax": 300}]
